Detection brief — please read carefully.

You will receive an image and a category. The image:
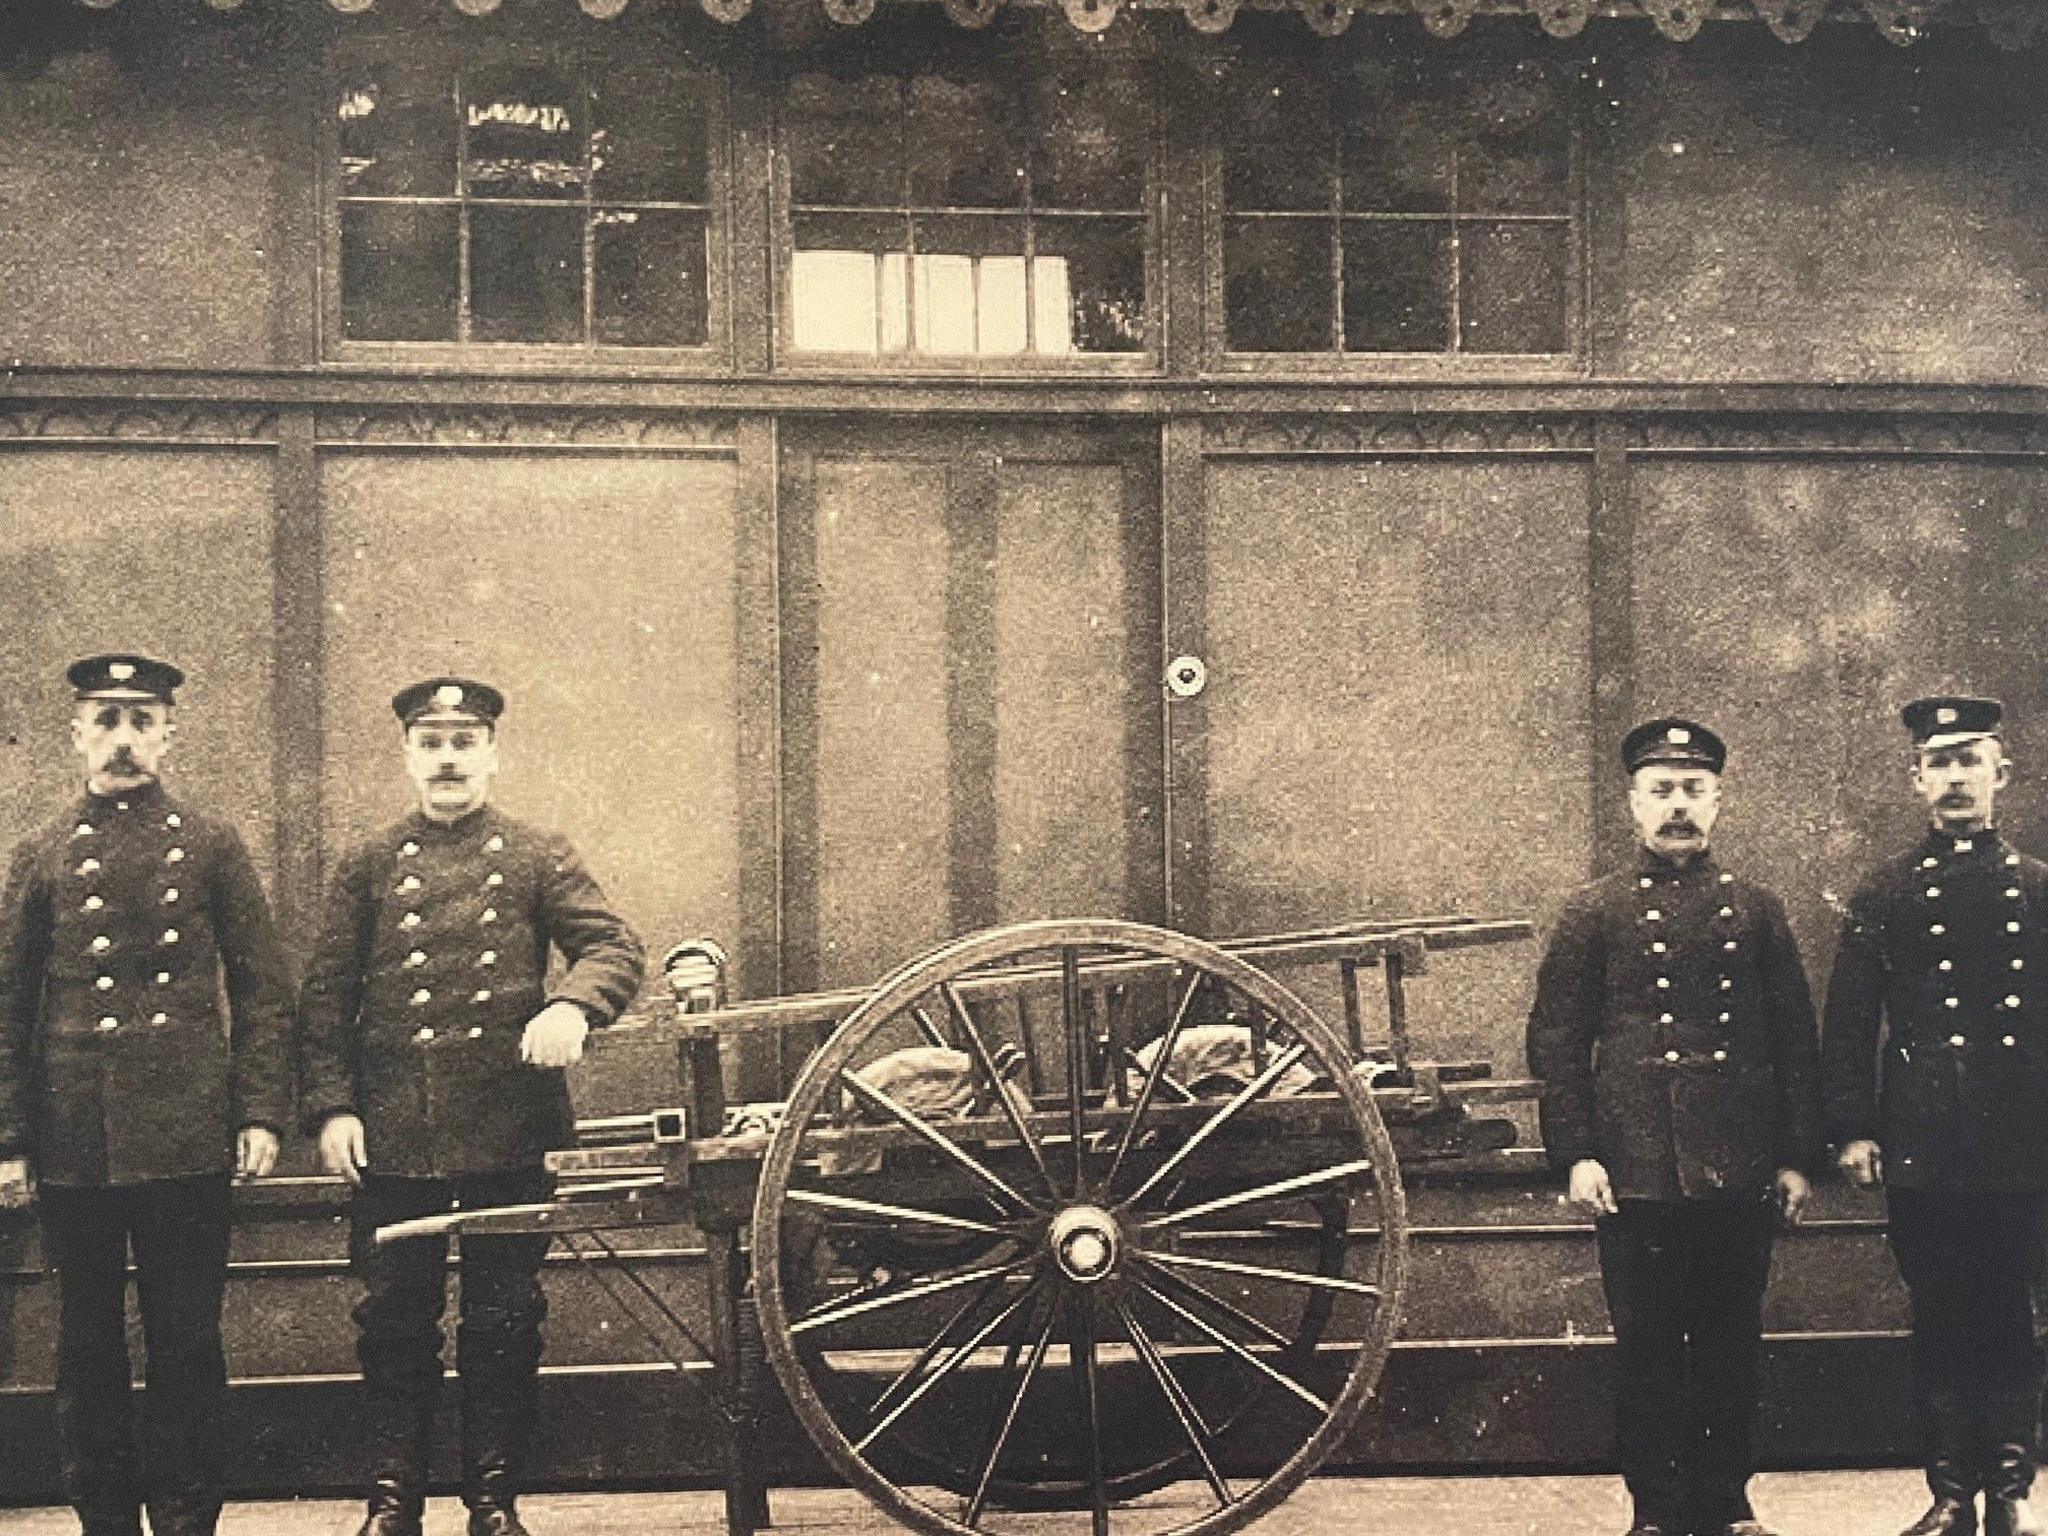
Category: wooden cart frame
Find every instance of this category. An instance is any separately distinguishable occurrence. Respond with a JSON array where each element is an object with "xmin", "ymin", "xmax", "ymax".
[{"xmin": 389, "ymin": 916, "xmax": 1535, "ymax": 1536}]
